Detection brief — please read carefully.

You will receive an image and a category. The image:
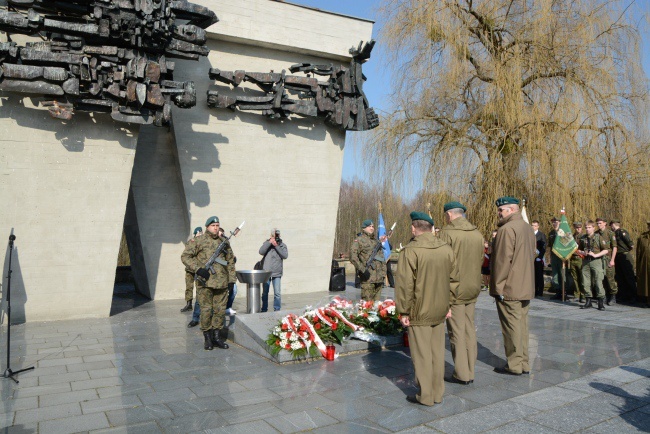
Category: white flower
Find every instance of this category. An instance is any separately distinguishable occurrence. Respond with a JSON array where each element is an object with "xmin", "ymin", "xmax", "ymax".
[
  {"xmin": 368, "ymin": 316, "xmax": 379, "ymax": 323},
  {"xmin": 274, "ymin": 327, "xmax": 281, "ymax": 334},
  {"xmin": 290, "ymin": 333, "xmax": 298, "ymax": 341},
  {"xmin": 290, "ymin": 341, "xmax": 303, "ymax": 350},
  {"xmin": 279, "ymin": 332, "xmax": 287, "ymax": 340},
  {"xmin": 387, "ymin": 306, "xmax": 396, "ymax": 315},
  {"xmin": 280, "ymin": 339, "xmax": 288, "ymax": 347}
]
